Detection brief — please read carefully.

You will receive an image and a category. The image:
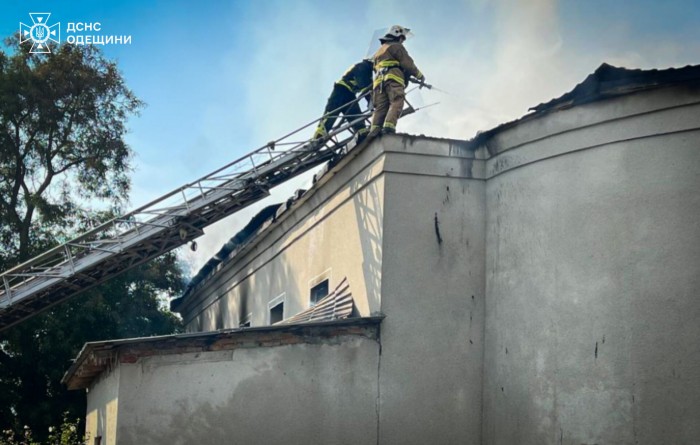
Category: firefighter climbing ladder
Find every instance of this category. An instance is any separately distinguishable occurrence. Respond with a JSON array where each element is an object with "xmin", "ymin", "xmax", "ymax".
[{"xmin": 0, "ymin": 87, "xmax": 432, "ymax": 331}]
